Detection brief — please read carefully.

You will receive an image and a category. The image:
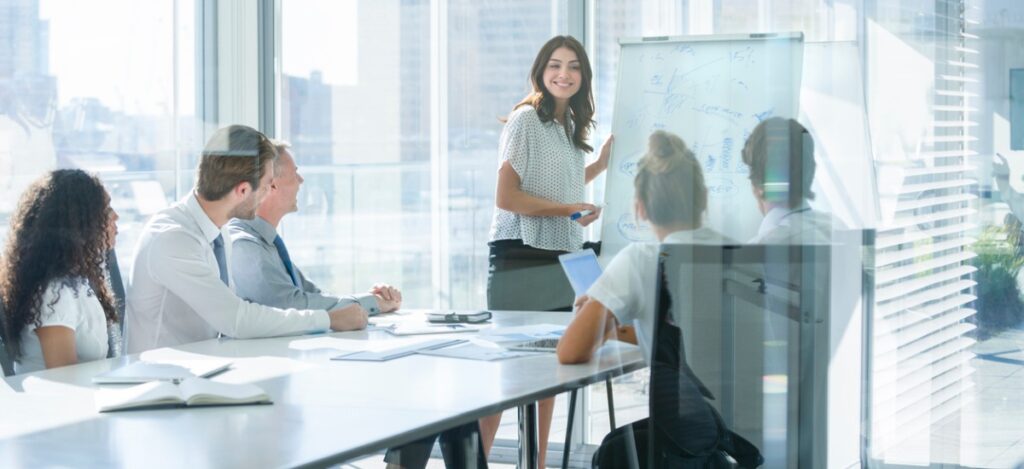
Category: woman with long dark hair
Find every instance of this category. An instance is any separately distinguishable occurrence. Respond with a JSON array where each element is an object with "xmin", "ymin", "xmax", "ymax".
[
  {"xmin": 485, "ymin": 35, "xmax": 613, "ymax": 467},
  {"xmin": 1, "ymin": 169, "xmax": 119, "ymax": 373}
]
